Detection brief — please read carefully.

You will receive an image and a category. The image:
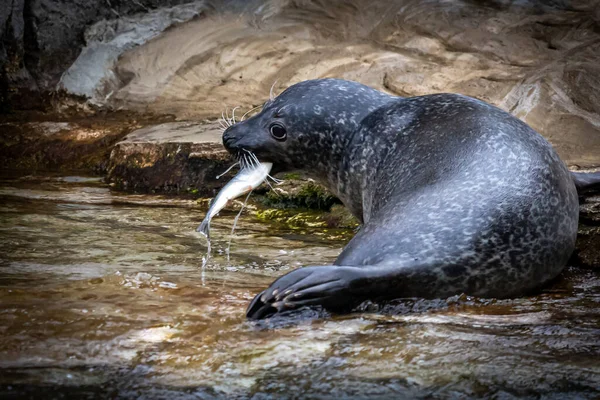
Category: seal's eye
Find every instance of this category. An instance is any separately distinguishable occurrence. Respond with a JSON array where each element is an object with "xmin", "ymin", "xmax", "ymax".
[{"xmin": 270, "ymin": 123, "xmax": 287, "ymax": 141}]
